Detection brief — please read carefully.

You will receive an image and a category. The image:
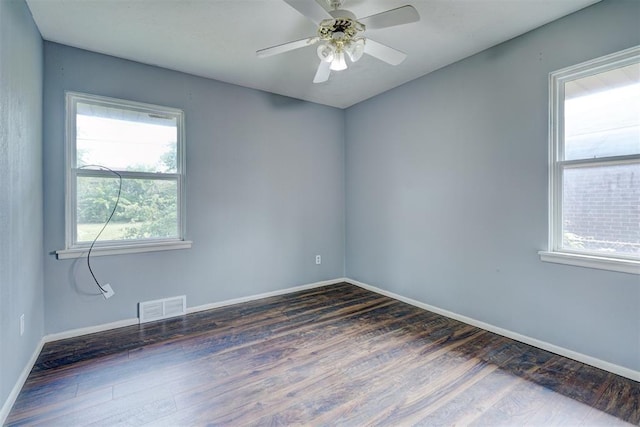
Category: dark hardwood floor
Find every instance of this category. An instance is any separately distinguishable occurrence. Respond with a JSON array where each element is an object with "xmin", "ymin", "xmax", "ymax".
[{"xmin": 6, "ymin": 283, "xmax": 640, "ymax": 426}]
